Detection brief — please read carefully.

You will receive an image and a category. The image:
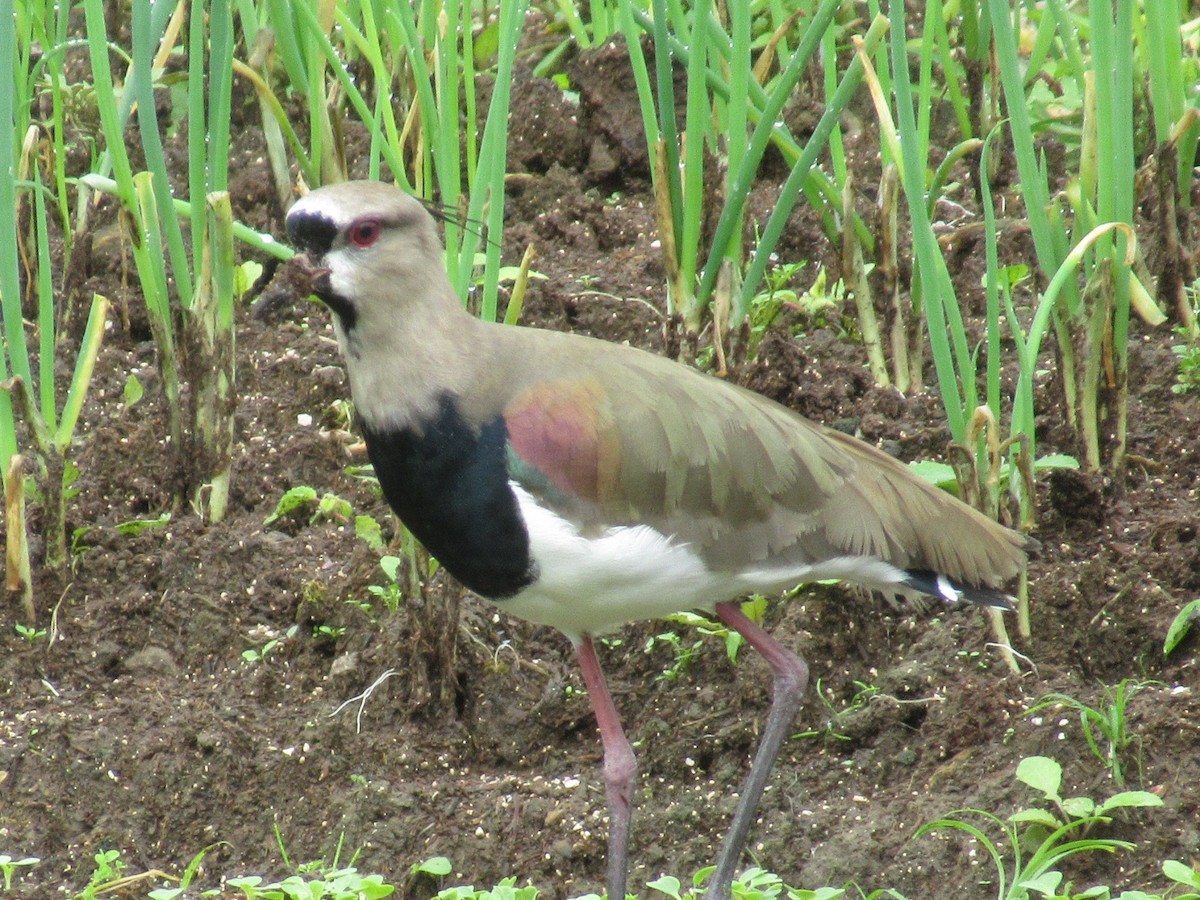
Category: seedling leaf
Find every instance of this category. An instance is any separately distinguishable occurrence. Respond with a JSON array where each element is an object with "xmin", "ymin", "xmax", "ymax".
[
  {"xmin": 1164, "ymin": 599, "xmax": 1200, "ymax": 656},
  {"xmin": 1017, "ymin": 869, "xmax": 1062, "ymax": 893},
  {"xmin": 1164, "ymin": 859, "xmax": 1200, "ymax": 887},
  {"xmin": 647, "ymin": 875, "xmax": 683, "ymax": 899},
  {"xmin": 1061, "ymin": 796, "xmax": 1096, "ymax": 818},
  {"xmin": 264, "ymin": 486, "xmax": 317, "ymax": 525},
  {"xmin": 115, "ymin": 512, "xmax": 172, "ymax": 536},
  {"xmin": 1016, "ymin": 755, "xmax": 1062, "ymax": 799},
  {"xmin": 356, "ymin": 515, "xmax": 385, "ymax": 551},
  {"xmin": 1033, "ymin": 453, "xmax": 1080, "ymax": 471},
  {"xmin": 908, "ymin": 459, "xmax": 958, "ymax": 491},
  {"xmin": 412, "ymin": 856, "xmax": 453, "ymax": 877},
  {"xmin": 380, "ymin": 555, "xmax": 402, "ymax": 582},
  {"xmin": 1097, "ymin": 790, "xmax": 1164, "ymax": 814},
  {"xmin": 123, "ymin": 373, "xmax": 144, "ymax": 407},
  {"xmin": 315, "ymin": 492, "xmax": 352, "ymax": 523},
  {"xmin": 1010, "ymin": 808, "xmax": 1061, "ymax": 828}
]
